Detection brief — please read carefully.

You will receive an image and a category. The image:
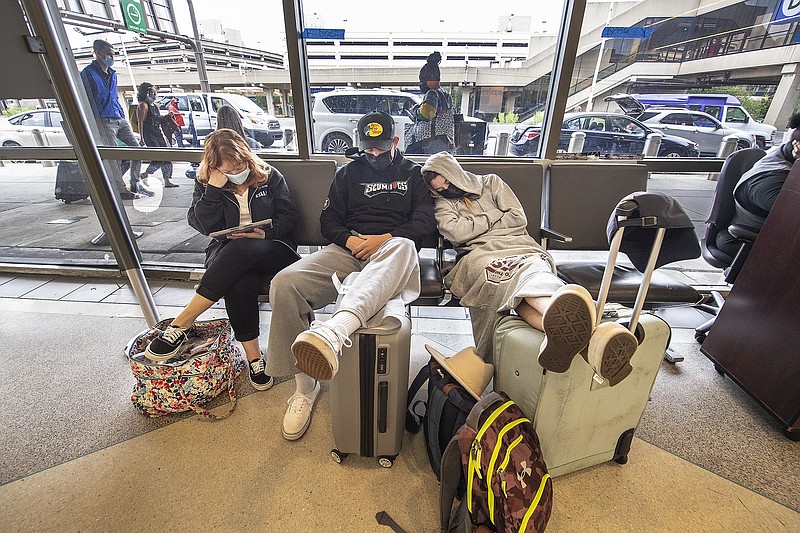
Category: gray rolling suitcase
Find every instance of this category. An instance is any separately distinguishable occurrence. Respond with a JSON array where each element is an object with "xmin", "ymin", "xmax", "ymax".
[
  {"xmin": 493, "ymin": 193, "xmax": 698, "ymax": 477},
  {"xmin": 329, "ymin": 313, "xmax": 411, "ymax": 468}
]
